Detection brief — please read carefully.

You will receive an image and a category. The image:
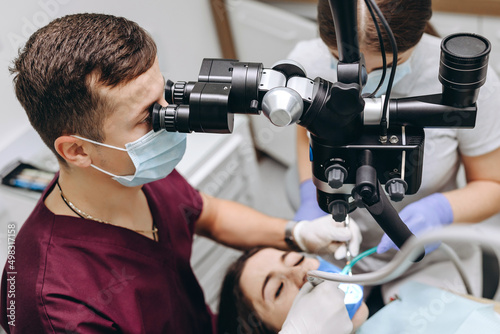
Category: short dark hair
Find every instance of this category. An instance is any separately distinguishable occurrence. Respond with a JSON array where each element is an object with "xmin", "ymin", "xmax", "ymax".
[
  {"xmin": 9, "ymin": 13, "xmax": 157, "ymax": 165},
  {"xmin": 218, "ymin": 247, "xmax": 276, "ymax": 334},
  {"xmin": 318, "ymin": 0, "xmax": 433, "ymax": 54}
]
